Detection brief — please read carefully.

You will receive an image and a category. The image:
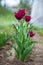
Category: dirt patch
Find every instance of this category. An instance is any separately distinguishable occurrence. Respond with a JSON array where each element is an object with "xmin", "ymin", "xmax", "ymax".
[{"xmin": 0, "ymin": 31, "xmax": 43, "ymax": 65}]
